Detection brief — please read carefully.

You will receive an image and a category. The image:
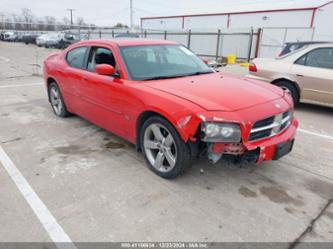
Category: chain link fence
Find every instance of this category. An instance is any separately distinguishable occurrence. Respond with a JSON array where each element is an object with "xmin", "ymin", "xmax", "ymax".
[
  {"xmin": 258, "ymin": 27, "xmax": 316, "ymax": 58},
  {"xmin": 77, "ymin": 28, "xmax": 260, "ymax": 62},
  {"xmin": 1, "ymin": 25, "xmax": 260, "ymax": 62},
  {"xmin": 2, "ymin": 24, "xmax": 324, "ymax": 60}
]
